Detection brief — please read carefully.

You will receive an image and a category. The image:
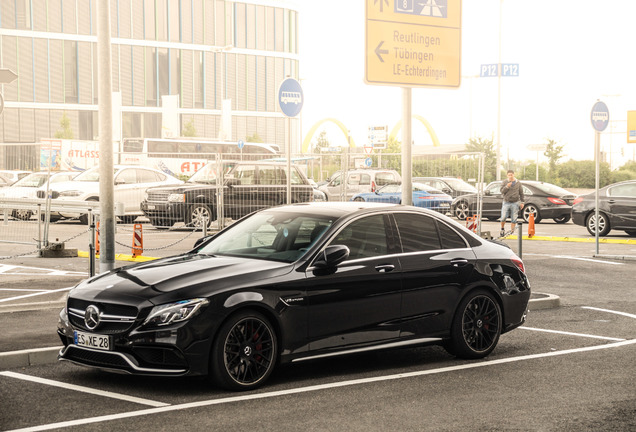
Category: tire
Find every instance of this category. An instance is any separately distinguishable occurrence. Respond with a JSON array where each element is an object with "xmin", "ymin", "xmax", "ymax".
[
  {"xmin": 189, "ymin": 203, "xmax": 215, "ymax": 228},
  {"xmin": 522, "ymin": 204, "xmax": 541, "ymax": 223},
  {"xmin": 79, "ymin": 198, "xmax": 99, "ymax": 225},
  {"xmin": 12, "ymin": 209, "xmax": 33, "ymax": 221},
  {"xmin": 553, "ymin": 215, "xmax": 571, "ymax": 224},
  {"xmin": 454, "ymin": 201, "xmax": 470, "ymax": 221},
  {"xmin": 353, "ymin": 197, "xmax": 365, "ymax": 202},
  {"xmin": 586, "ymin": 212, "xmax": 610, "ymax": 236},
  {"xmin": 209, "ymin": 310, "xmax": 277, "ymax": 391},
  {"xmin": 445, "ymin": 290, "xmax": 502, "ymax": 359}
]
